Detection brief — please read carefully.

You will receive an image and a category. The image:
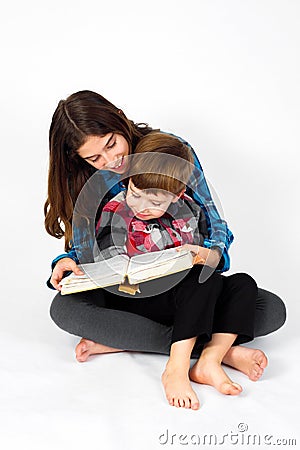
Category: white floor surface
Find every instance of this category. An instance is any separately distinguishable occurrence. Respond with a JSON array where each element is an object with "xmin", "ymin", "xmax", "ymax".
[{"xmin": 1, "ymin": 285, "xmax": 299, "ymax": 450}]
